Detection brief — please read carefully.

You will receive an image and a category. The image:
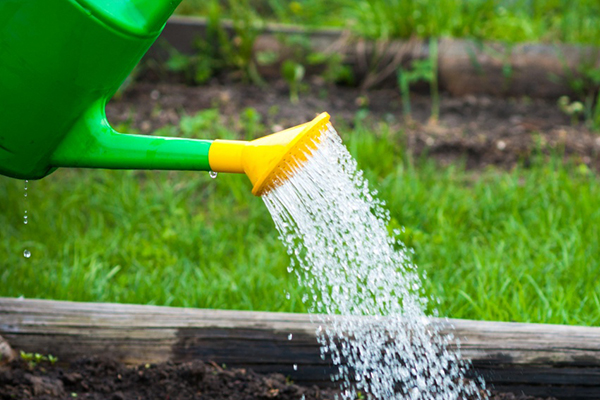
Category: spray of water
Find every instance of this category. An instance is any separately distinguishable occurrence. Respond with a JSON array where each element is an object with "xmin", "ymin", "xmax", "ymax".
[{"xmin": 263, "ymin": 124, "xmax": 485, "ymax": 399}]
